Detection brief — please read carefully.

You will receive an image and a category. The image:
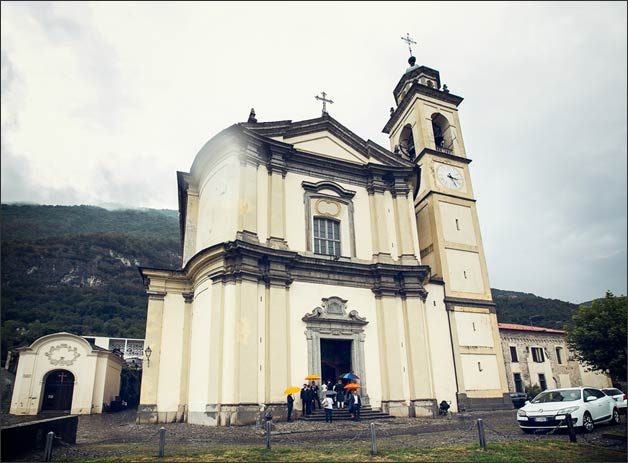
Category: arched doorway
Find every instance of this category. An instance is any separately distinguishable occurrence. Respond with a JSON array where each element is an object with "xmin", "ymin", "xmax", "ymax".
[{"xmin": 41, "ymin": 370, "xmax": 75, "ymax": 412}]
